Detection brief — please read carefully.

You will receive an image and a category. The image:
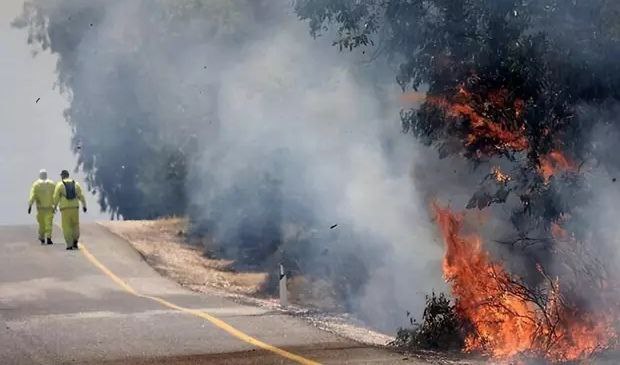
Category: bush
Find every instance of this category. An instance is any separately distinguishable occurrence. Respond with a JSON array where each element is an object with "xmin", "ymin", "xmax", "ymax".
[{"xmin": 390, "ymin": 292, "xmax": 465, "ymax": 351}]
